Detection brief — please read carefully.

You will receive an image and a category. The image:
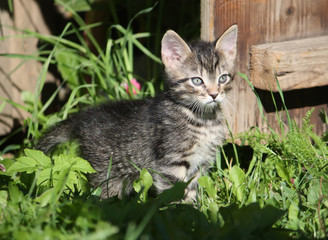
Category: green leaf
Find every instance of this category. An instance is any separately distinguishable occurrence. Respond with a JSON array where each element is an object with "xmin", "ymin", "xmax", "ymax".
[
  {"xmin": 63, "ymin": 171, "xmax": 79, "ymax": 191},
  {"xmin": 198, "ymin": 176, "xmax": 217, "ymax": 199},
  {"xmin": 220, "ymin": 203, "xmax": 285, "ymax": 236},
  {"xmin": 0, "ymin": 158, "xmax": 15, "ymax": 176},
  {"xmin": 51, "ymin": 154, "xmax": 96, "ymax": 193},
  {"xmin": 8, "ymin": 182, "xmax": 23, "ymax": 204},
  {"xmin": 53, "ymin": 154, "xmax": 70, "ymax": 171},
  {"xmin": 57, "ymin": 0, "xmax": 95, "ymax": 12},
  {"xmin": 275, "ymin": 162, "xmax": 290, "ymax": 183},
  {"xmin": 133, "ymin": 168, "xmax": 153, "ymax": 202},
  {"xmin": 53, "ymin": 154, "xmax": 96, "ymax": 173},
  {"xmin": 92, "ymin": 187, "xmax": 102, "ymax": 197},
  {"xmin": 24, "ymin": 149, "xmax": 51, "ymax": 167},
  {"xmin": 208, "ymin": 201, "xmax": 219, "ymax": 223},
  {"xmin": 246, "ymin": 184, "xmax": 257, "ymax": 204},
  {"xmin": 76, "ymin": 173, "xmax": 91, "ymax": 194},
  {"xmin": 307, "ymin": 178, "xmax": 328, "ymax": 205},
  {"xmin": 7, "ymin": 156, "xmax": 39, "ymax": 174},
  {"xmin": 37, "ymin": 168, "xmax": 52, "ymax": 187},
  {"xmin": 35, "ymin": 168, "xmax": 79, "ymax": 206},
  {"xmin": 70, "ymin": 157, "xmax": 97, "ymax": 174},
  {"xmin": 7, "ymin": 149, "xmax": 52, "ymax": 175},
  {"xmin": 34, "ymin": 188, "xmax": 56, "ymax": 207},
  {"xmin": 54, "ymin": 46, "xmax": 81, "ymax": 88},
  {"xmin": 229, "ymin": 165, "xmax": 246, "ymax": 202},
  {"xmin": 53, "ymin": 166, "xmax": 71, "ymax": 202},
  {"xmin": 0, "ymin": 190, "xmax": 8, "ymax": 209},
  {"xmin": 21, "ymin": 91, "xmax": 37, "ymax": 110},
  {"xmin": 287, "ymin": 198, "xmax": 300, "ymax": 230}
]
